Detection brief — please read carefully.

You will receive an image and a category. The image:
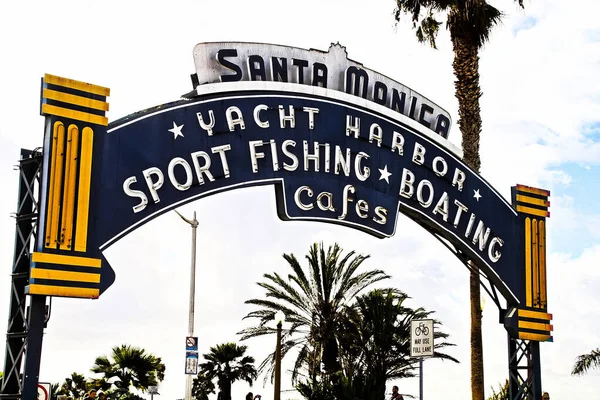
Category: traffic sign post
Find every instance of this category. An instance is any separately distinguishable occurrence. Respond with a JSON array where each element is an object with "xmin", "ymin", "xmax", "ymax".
[
  {"xmin": 185, "ymin": 336, "xmax": 198, "ymax": 351},
  {"xmin": 410, "ymin": 319, "xmax": 434, "ymax": 400},
  {"xmin": 185, "ymin": 351, "xmax": 199, "ymax": 375},
  {"xmin": 410, "ymin": 319, "xmax": 434, "ymax": 358},
  {"xmin": 185, "ymin": 336, "xmax": 199, "ymax": 375}
]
